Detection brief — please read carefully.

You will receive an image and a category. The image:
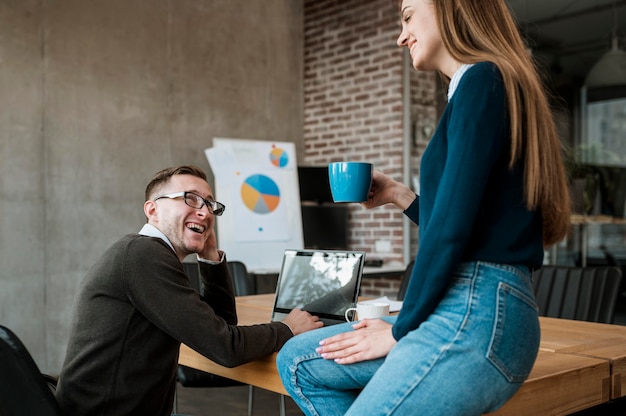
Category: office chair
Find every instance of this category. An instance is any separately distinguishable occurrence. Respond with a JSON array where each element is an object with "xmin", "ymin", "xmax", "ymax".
[
  {"xmin": 226, "ymin": 260, "xmax": 258, "ymax": 297},
  {"xmin": 397, "ymin": 260, "xmax": 415, "ymax": 301},
  {"xmin": 0, "ymin": 325, "xmax": 63, "ymax": 416},
  {"xmin": 532, "ymin": 265, "xmax": 623, "ymax": 324},
  {"xmin": 177, "ymin": 261, "xmax": 285, "ymax": 416}
]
